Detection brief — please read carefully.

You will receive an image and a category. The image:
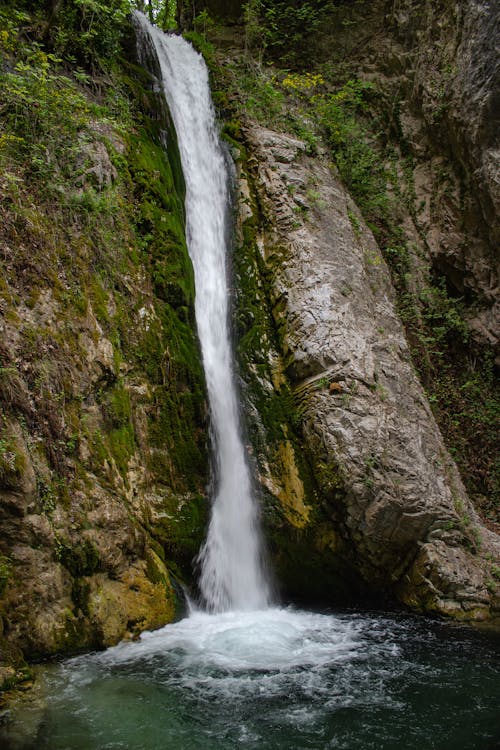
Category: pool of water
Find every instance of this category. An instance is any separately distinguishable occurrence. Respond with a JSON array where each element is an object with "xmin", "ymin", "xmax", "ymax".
[{"xmin": 1, "ymin": 607, "xmax": 499, "ymax": 749}]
